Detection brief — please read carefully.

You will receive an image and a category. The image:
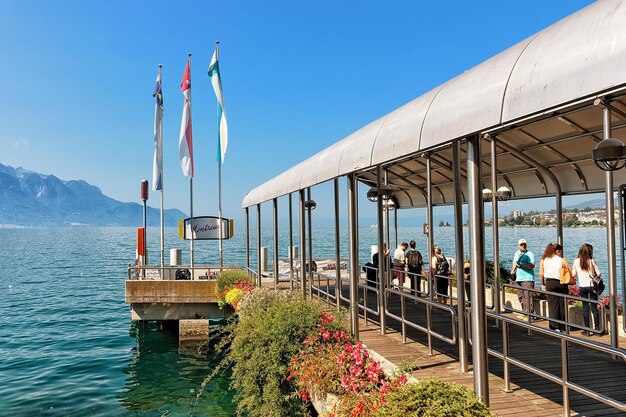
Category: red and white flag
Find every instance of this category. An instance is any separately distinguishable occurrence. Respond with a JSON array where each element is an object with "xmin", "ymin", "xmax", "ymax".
[{"xmin": 178, "ymin": 57, "xmax": 194, "ymax": 177}]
